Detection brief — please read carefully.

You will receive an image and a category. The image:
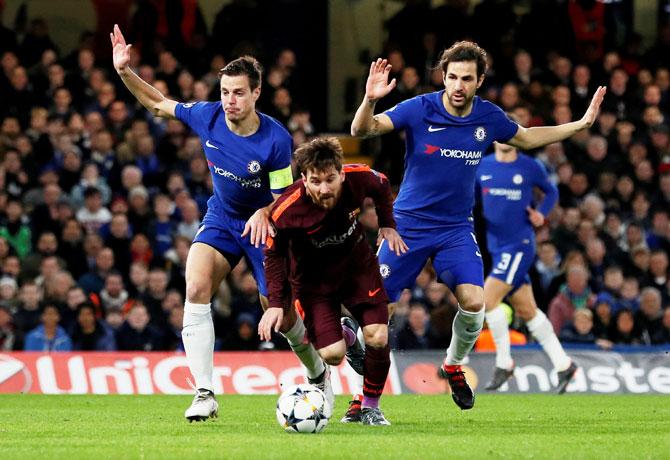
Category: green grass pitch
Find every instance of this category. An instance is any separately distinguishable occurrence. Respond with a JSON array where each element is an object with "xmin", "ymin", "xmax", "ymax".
[{"xmin": 0, "ymin": 394, "xmax": 668, "ymax": 459}]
